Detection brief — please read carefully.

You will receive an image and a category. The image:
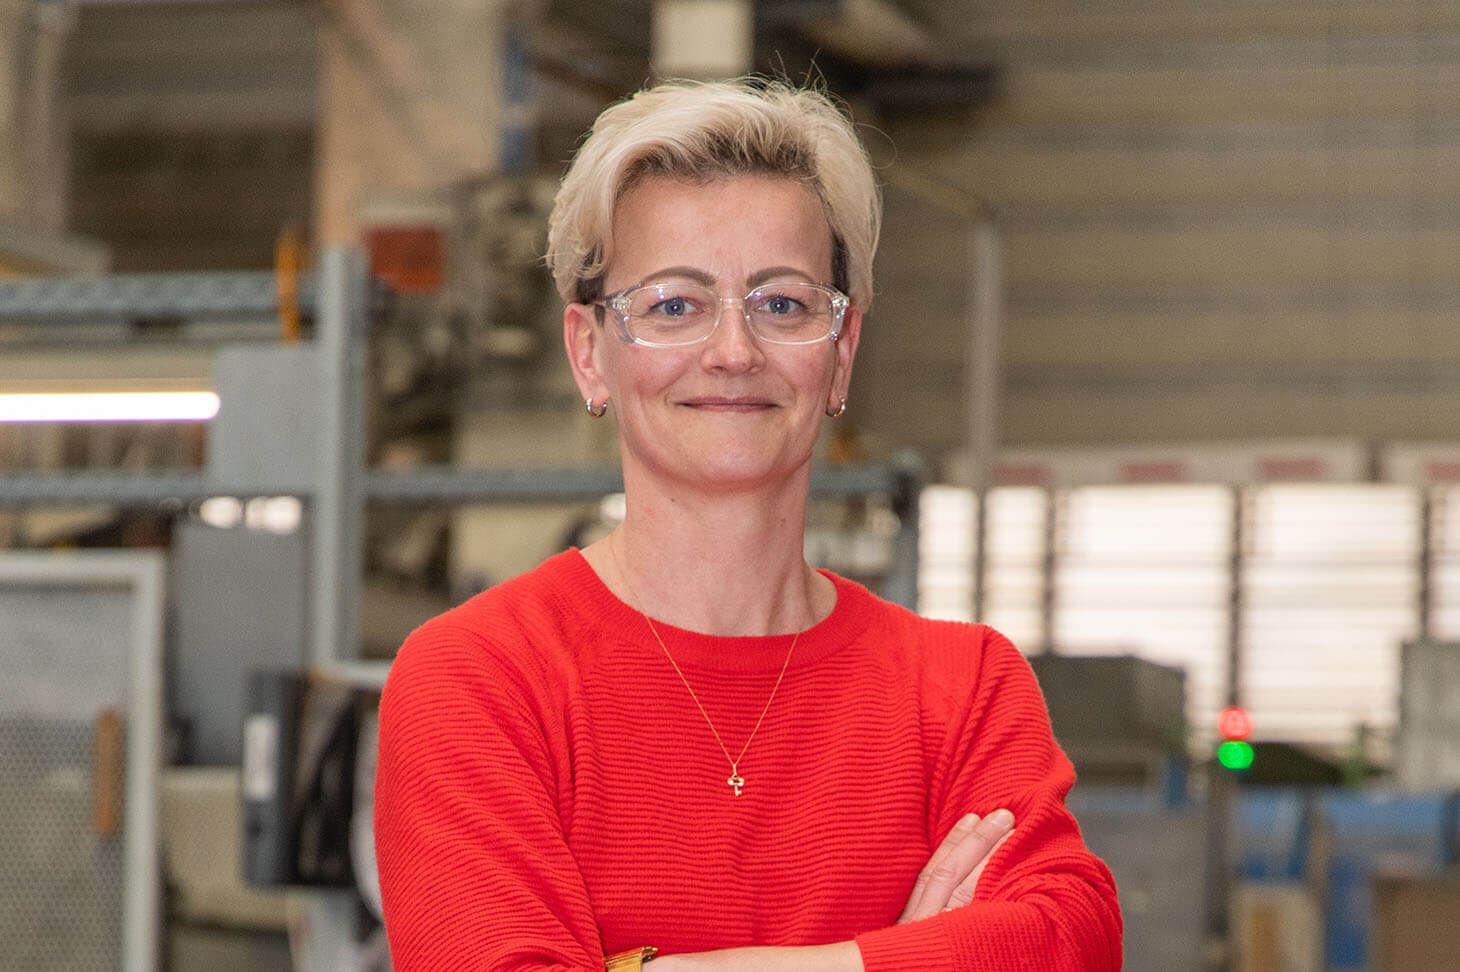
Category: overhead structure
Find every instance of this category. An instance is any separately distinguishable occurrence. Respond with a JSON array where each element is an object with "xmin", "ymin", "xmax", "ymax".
[
  {"xmin": 0, "ymin": 0, "xmax": 106, "ymax": 274},
  {"xmin": 652, "ymin": 0, "xmax": 753, "ymax": 79}
]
